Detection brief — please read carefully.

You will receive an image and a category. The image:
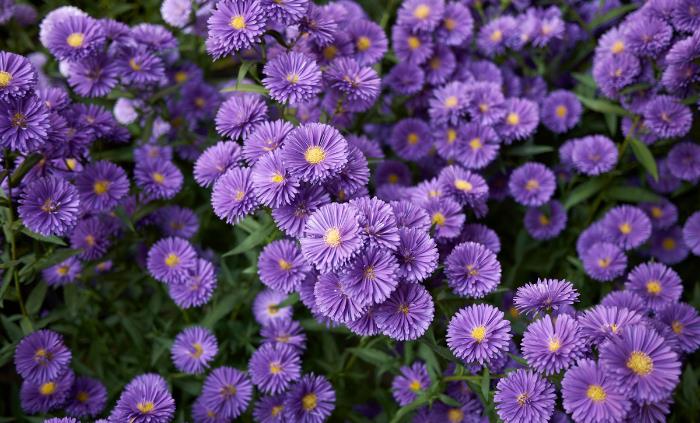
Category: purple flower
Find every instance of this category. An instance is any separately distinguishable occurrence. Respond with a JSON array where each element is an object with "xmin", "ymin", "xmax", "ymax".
[
  {"xmin": 70, "ymin": 217, "xmax": 111, "ymax": 260},
  {"xmin": 168, "ymin": 258, "xmax": 217, "ymax": 309},
  {"xmin": 194, "ymin": 141, "xmax": 243, "ymax": 188},
  {"xmin": 0, "ymin": 52, "xmax": 38, "ymax": 101},
  {"xmin": 171, "ymin": 326, "xmax": 218, "ymax": 374},
  {"xmin": 582, "ymin": 241, "xmax": 627, "ymax": 282},
  {"xmin": 683, "ymin": 211, "xmax": 700, "ymax": 255},
  {"xmin": 260, "ymin": 317, "xmax": 307, "ymax": 353},
  {"xmin": 561, "ymin": 359, "xmax": 631, "ymax": 423},
  {"xmin": 115, "ymin": 47, "xmax": 166, "ymax": 88},
  {"xmin": 447, "ymin": 303, "xmax": 511, "ymax": 365},
  {"xmin": 625, "ymin": 261, "xmax": 682, "ymax": 312},
  {"xmin": 477, "ymin": 16, "xmax": 516, "ymax": 57},
  {"xmin": 253, "ymin": 289, "xmax": 292, "ymax": 326},
  {"xmin": 211, "ymin": 166, "xmax": 258, "ymax": 225},
  {"xmin": 671, "ymin": 0, "xmax": 700, "ymax": 32},
  {"xmin": 156, "ymin": 206, "xmax": 199, "ymax": 239},
  {"xmin": 147, "ymin": 237, "xmax": 197, "ymax": 284},
  {"xmin": 624, "ymin": 14, "xmax": 672, "ymax": 56},
  {"xmin": 347, "ymin": 305, "xmax": 381, "ymax": 336},
  {"xmin": 74, "ymin": 161, "xmax": 129, "ymax": 212},
  {"xmin": 579, "ymin": 305, "xmax": 645, "ymax": 346},
  {"xmin": 424, "ymin": 197, "xmax": 465, "ymax": 240},
  {"xmin": 460, "ymin": 224, "xmax": 501, "ymax": 254},
  {"xmin": 21, "ymin": 369, "xmax": 74, "ymax": 414},
  {"xmin": 251, "ymin": 150, "xmax": 300, "ymax": 208},
  {"xmin": 391, "ymin": 362, "xmax": 430, "ymax": 406},
  {"xmin": 657, "ymin": 302, "xmax": 700, "ymax": 353},
  {"xmin": 445, "ymin": 242, "xmax": 501, "ymax": 298},
  {"xmin": 43, "ymin": 257, "xmax": 81, "ymax": 287},
  {"xmin": 391, "ymin": 200, "xmax": 430, "ymax": 232},
  {"xmin": 341, "ymin": 246, "xmax": 398, "ymax": 305},
  {"xmin": 67, "ymin": 53, "xmax": 119, "ymax": 98},
  {"xmin": 281, "ymin": 122, "xmax": 348, "ymax": 184},
  {"xmin": 593, "ymin": 52, "xmax": 641, "ymax": 98},
  {"xmin": 262, "ymin": 0, "xmax": 308, "ymax": 24},
  {"xmin": 466, "ymin": 82, "xmax": 506, "ymax": 126},
  {"xmin": 641, "ymin": 199, "xmax": 678, "ymax": 230},
  {"xmin": 508, "ymin": 162, "xmax": 556, "ymax": 207},
  {"xmin": 522, "ymin": 314, "xmax": 585, "ymax": 375},
  {"xmin": 428, "ymin": 81, "xmax": 469, "ymax": 125},
  {"xmin": 14, "ymin": 329, "xmax": 71, "ymax": 384},
  {"xmin": 0, "ymin": 95, "xmax": 50, "ymax": 153},
  {"xmin": 263, "ymin": 52, "xmax": 321, "ymax": 105},
  {"xmin": 300, "ymin": 203, "xmax": 362, "ymax": 273},
  {"xmin": 314, "ymin": 272, "xmax": 366, "ymax": 323},
  {"xmin": 494, "ymin": 369, "xmax": 555, "ymax": 423},
  {"xmin": 397, "ymin": 0, "xmax": 444, "ymax": 32},
  {"xmin": 161, "ymin": 0, "xmax": 192, "ymax": 28},
  {"xmin": 395, "ymin": 227, "xmax": 438, "ymax": 283},
  {"xmin": 498, "ymin": 98, "xmax": 539, "ymax": 143},
  {"xmin": 649, "ymin": 226, "xmax": 689, "ymax": 264},
  {"xmin": 524, "ymin": 200, "xmax": 567, "ymax": 240},
  {"xmin": 347, "ymin": 19, "xmax": 387, "ymax": 66},
  {"xmin": 390, "ymin": 118, "xmax": 432, "ymax": 161},
  {"xmin": 112, "ymin": 375, "xmax": 176, "ymax": 423},
  {"xmin": 602, "ymin": 205, "xmax": 652, "ymax": 250},
  {"xmin": 391, "ymin": 25, "xmax": 433, "ymax": 65},
  {"xmin": 455, "ymin": 123, "xmax": 500, "ymax": 170},
  {"xmin": 541, "ymin": 90, "xmax": 581, "ymax": 134},
  {"xmin": 436, "ymin": 2, "xmax": 473, "ymax": 46},
  {"xmin": 46, "ymin": 15, "xmax": 105, "ymax": 61},
  {"xmin": 249, "ymin": 343, "xmax": 301, "ymax": 394},
  {"xmin": 350, "ymin": 196, "xmax": 399, "ymax": 250},
  {"xmin": 385, "ymin": 62, "xmax": 424, "ymax": 95},
  {"xmin": 200, "ymin": 367, "xmax": 253, "ymax": 419},
  {"xmin": 642, "ymin": 95, "xmax": 692, "ymax": 139},
  {"xmin": 215, "ymin": 94, "xmax": 268, "ymax": 140},
  {"xmin": 272, "ymin": 184, "xmax": 329, "ymax": 238},
  {"xmin": 283, "ymin": 373, "xmax": 335, "ymax": 423},
  {"xmin": 571, "ymin": 135, "xmax": 618, "ymax": 176},
  {"xmin": 206, "ymin": 0, "xmax": 267, "ymax": 58},
  {"xmin": 65, "ymin": 376, "xmax": 108, "ymax": 418},
  {"xmin": 375, "ymin": 283, "xmax": 434, "ymax": 341},
  {"xmin": 626, "ymin": 396, "xmax": 673, "ymax": 423},
  {"xmin": 19, "ymin": 176, "xmax": 79, "ymax": 237},
  {"xmin": 253, "ymin": 393, "xmax": 288, "ymax": 423},
  {"xmin": 134, "ymin": 159, "xmax": 183, "ymax": 200},
  {"xmin": 600, "ymin": 290, "xmax": 646, "ymax": 313},
  {"xmin": 514, "ymin": 278, "xmax": 579, "ymax": 318},
  {"xmin": 243, "ymin": 120, "xmax": 294, "ymax": 165},
  {"xmin": 599, "ymin": 325, "xmax": 680, "ymax": 402},
  {"xmin": 667, "ymin": 141, "xmax": 700, "ymax": 181},
  {"xmin": 258, "ymin": 239, "xmax": 310, "ymax": 294}
]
